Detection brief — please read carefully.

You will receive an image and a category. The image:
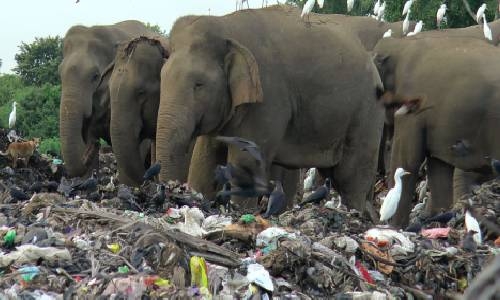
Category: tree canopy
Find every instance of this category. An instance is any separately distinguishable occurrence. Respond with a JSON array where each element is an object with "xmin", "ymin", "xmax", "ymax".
[{"xmin": 13, "ymin": 36, "xmax": 63, "ymax": 86}]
